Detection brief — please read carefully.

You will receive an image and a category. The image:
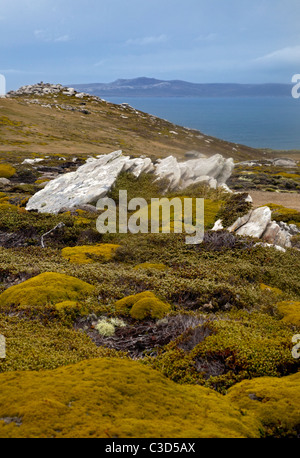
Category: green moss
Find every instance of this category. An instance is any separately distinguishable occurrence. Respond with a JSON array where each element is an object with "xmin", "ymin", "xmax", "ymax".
[
  {"xmin": 0, "ymin": 272, "xmax": 94, "ymax": 308},
  {"xmin": 0, "ymin": 164, "xmax": 16, "ymax": 179},
  {"xmin": 61, "ymin": 244, "xmax": 120, "ymax": 264},
  {"xmin": 228, "ymin": 372, "xmax": 300, "ymax": 437},
  {"xmin": 115, "ymin": 291, "xmax": 171, "ymax": 320},
  {"xmin": 0, "ymin": 357, "xmax": 260, "ymax": 438},
  {"xmin": 133, "ymin": 263, "xmax": 167, "ymax": 271},
  {"xmin": 130, "ymin": 296, "xmax": 171, "ymax": 320},
  {"xmin": 260, "ymin": 283, "xmax": 283, "ymax": 297},
  {"xmin": 276, "ymin": 301, "xmax": 300, "ymax": 327}
]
